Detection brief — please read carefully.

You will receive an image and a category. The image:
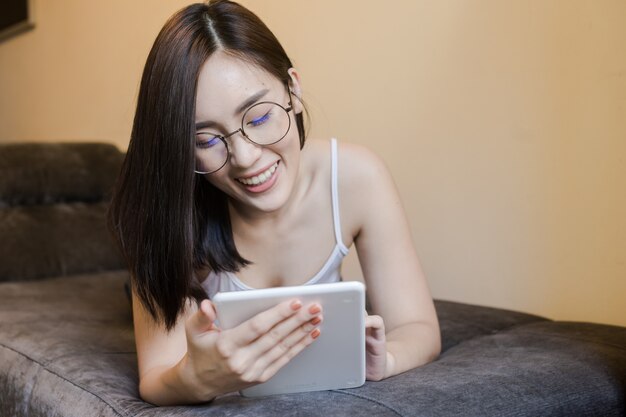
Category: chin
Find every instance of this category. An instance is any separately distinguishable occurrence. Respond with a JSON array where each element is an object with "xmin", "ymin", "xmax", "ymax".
[
  {"xmin": 225, "ymin": 177, "xmax": 289, "ymax": 214},
  {"xmin": 247, "ymin": 187, "xmax": 291, "ymax": 213}
]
